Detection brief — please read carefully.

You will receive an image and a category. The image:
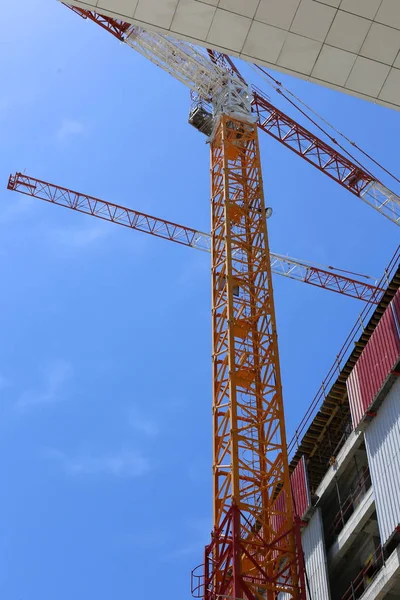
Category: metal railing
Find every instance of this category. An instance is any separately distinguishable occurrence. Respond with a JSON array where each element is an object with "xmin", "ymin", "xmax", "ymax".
[
  {"xmin": 288, "ymin": 244, "xmax": 400, "ymax": 459},
  {"xmin": 341, "ymin": 544, "xmax": 384, "ymax": 600},
  {"xmin": 191, "ymin": 564, "xmax": 206, "ymax": 599},
  {"xmin": 329, "ymin": 418, "xmax": 353, "ymax": 462},
  {"xmin": 326, "ymin": 468, "xmax": 372, "ymax": 546}
]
